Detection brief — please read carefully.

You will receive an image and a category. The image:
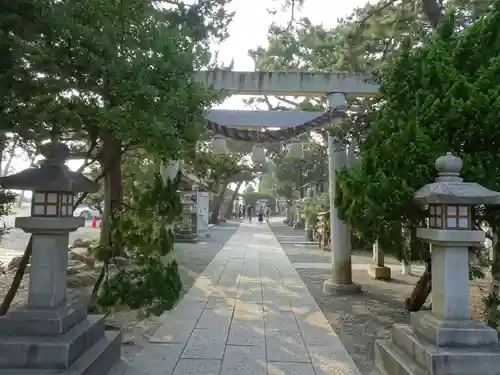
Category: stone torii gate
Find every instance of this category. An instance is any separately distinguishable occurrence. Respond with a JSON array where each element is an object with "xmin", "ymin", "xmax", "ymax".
[{"xmin": 196, "ymin": 70, "xmax": 381, "ymax": 294}]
